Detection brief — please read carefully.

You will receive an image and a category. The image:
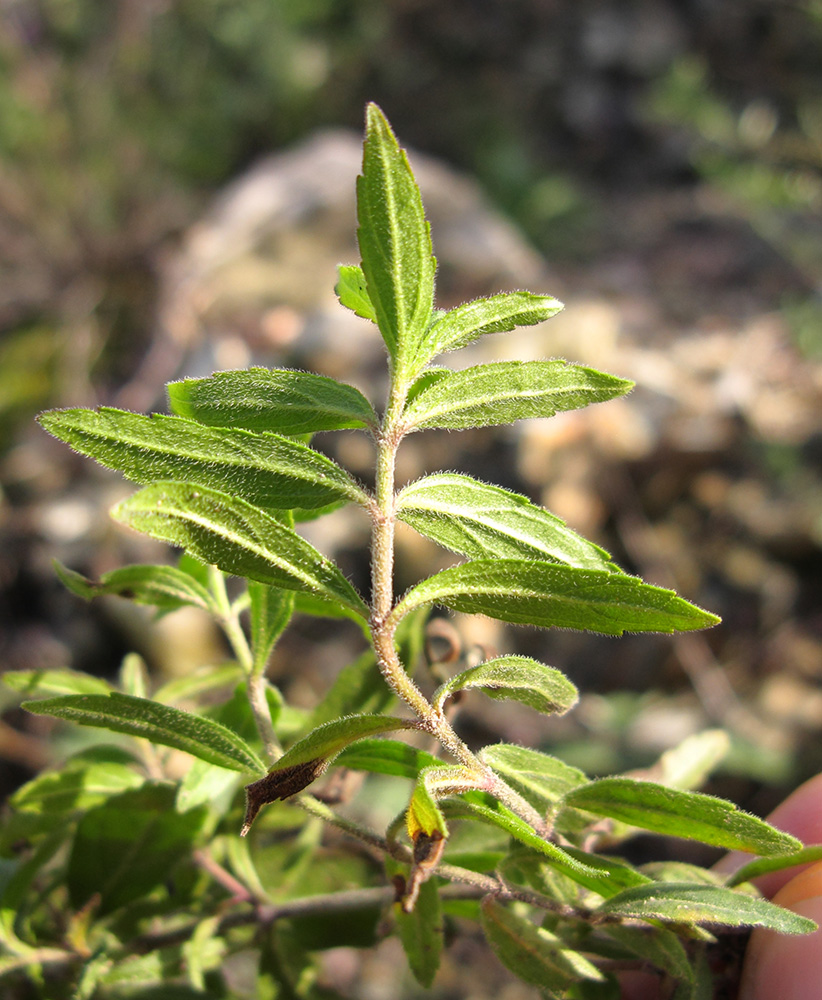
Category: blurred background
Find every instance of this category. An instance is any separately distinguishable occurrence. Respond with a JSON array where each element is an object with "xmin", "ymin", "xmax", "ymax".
[{"xmin": 1, "ymin": 0, "xmax": 821, "ymax": 878}]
